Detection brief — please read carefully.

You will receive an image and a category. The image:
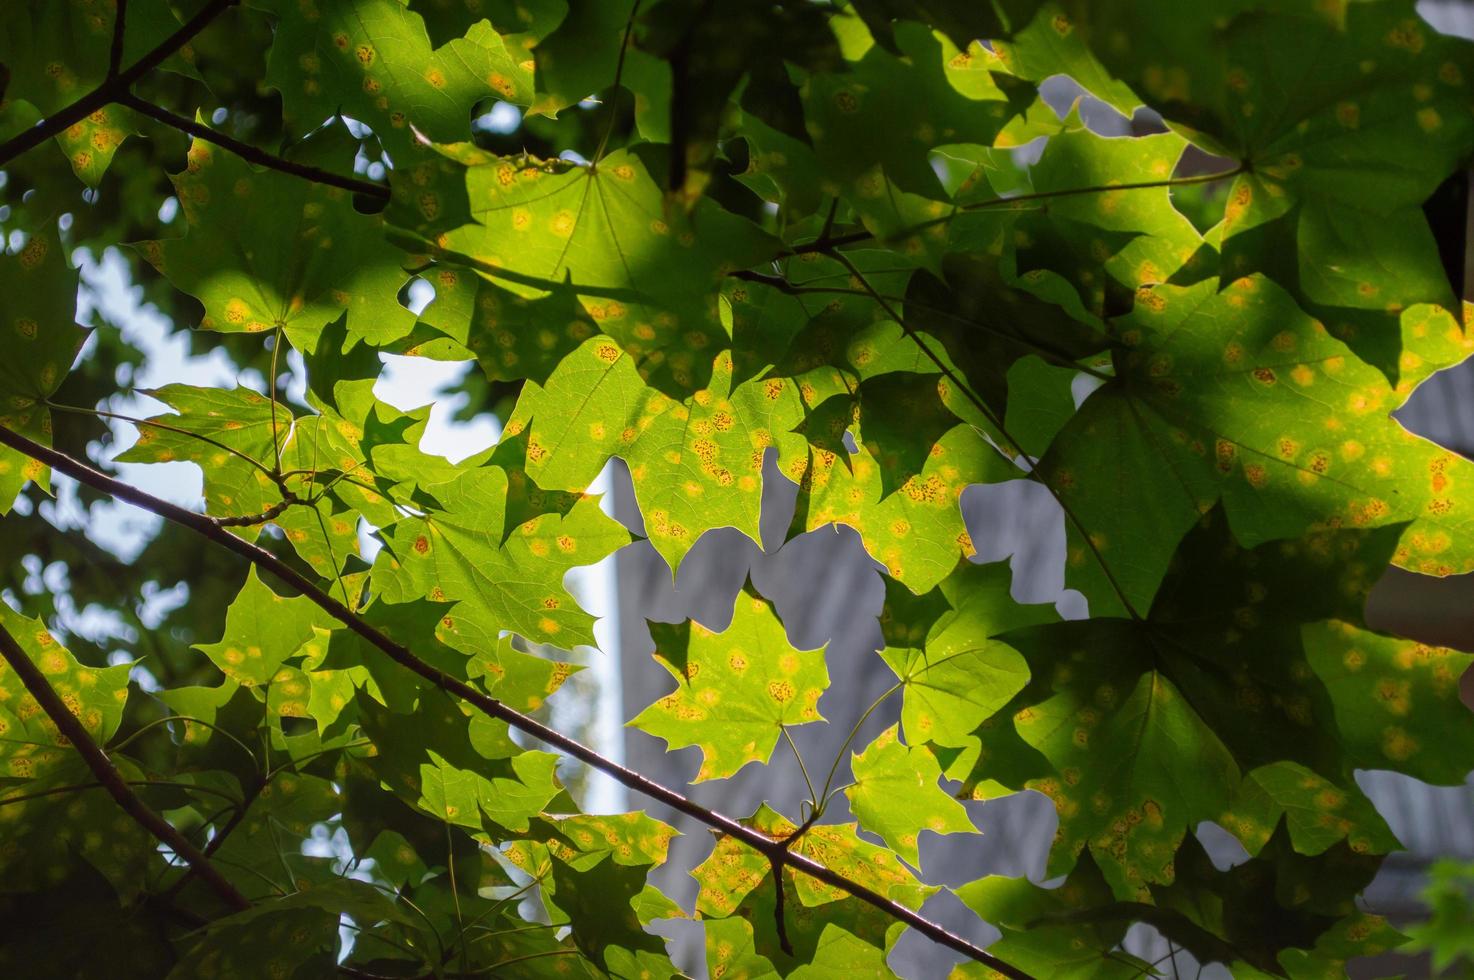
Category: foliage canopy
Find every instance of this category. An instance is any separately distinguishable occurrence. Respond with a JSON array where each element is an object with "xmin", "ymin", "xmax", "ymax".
[{"xmin": 1, "ymin": 0, "xmax": 1473, "ymax": 976}]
